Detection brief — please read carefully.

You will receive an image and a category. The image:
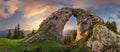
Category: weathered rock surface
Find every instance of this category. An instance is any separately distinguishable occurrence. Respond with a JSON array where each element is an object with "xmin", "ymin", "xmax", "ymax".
[
  {"xmin": 39, "ymin": 8, "xmax": 73, "ymax": 42},
  {"xmin": 73, "ymin": 8, "xmax": 103, "ymax": 41},
  {"xmin": 24, "ymin": 24, "xmax": 52, "ymax": 43},
  {"xmin": 87, "ymin": 25, "xmax": 120, "ymax": 52},
  {"xmin": 39, "ymin": 8, "xmax": 103, "ymax": 42},
  {"xmin": 25, "ymin": 8, "xmax": 103, "ymax": 43},
  {"xmin": 23, "ymin": 7, "xmax": 120, "ymax": 52}
]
